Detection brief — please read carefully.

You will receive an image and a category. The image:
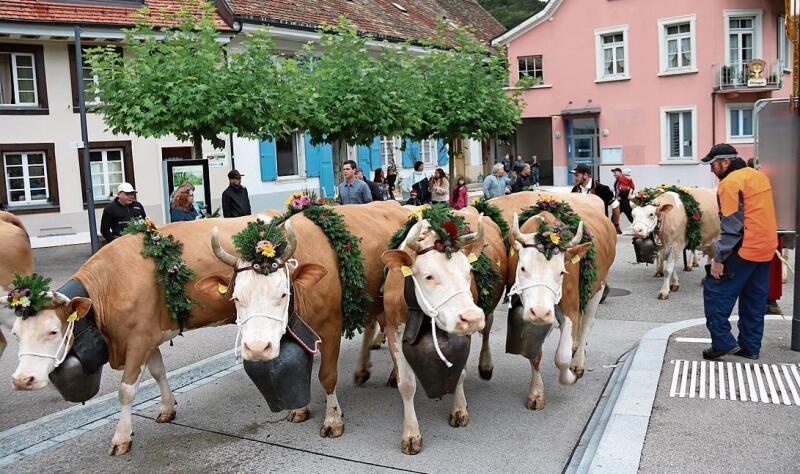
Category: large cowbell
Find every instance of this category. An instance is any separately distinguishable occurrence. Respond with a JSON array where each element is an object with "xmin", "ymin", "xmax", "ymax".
[
  {"xmin": 633, "ymin": 236, "xmax": 659, "ymax": 264},
  {"xmin": 401, "ymin": 276, "xmax": 470, "ymax": 399},
  {"xmin": 243, "ymin": 313, "xmax": 321, "ymax": 412},
  {"xmin": 505, "ymin": 298, "xmax": 561, "ymax": 360},
  {"xmin": 48, "ymin": 280, "xmax": 109, "ymax": 403}
]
